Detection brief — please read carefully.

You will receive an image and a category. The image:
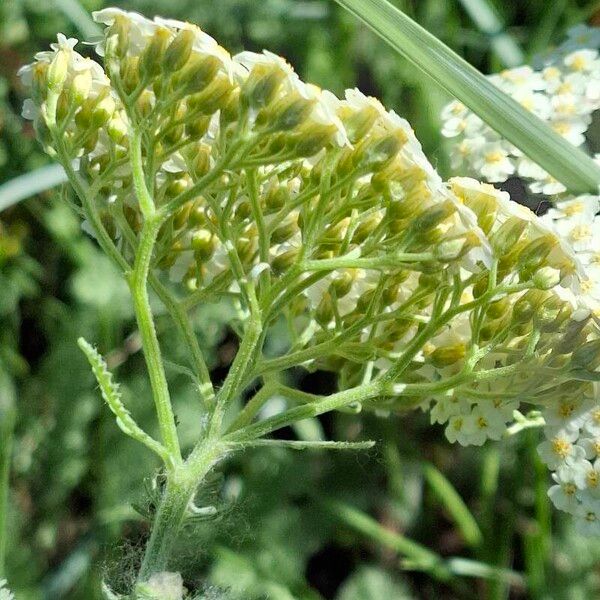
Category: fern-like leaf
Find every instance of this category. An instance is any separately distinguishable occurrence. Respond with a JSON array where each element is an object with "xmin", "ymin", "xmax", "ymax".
[{"xmin": 78, "ymin": 337, "xmax": 171, "ymax": 464}]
